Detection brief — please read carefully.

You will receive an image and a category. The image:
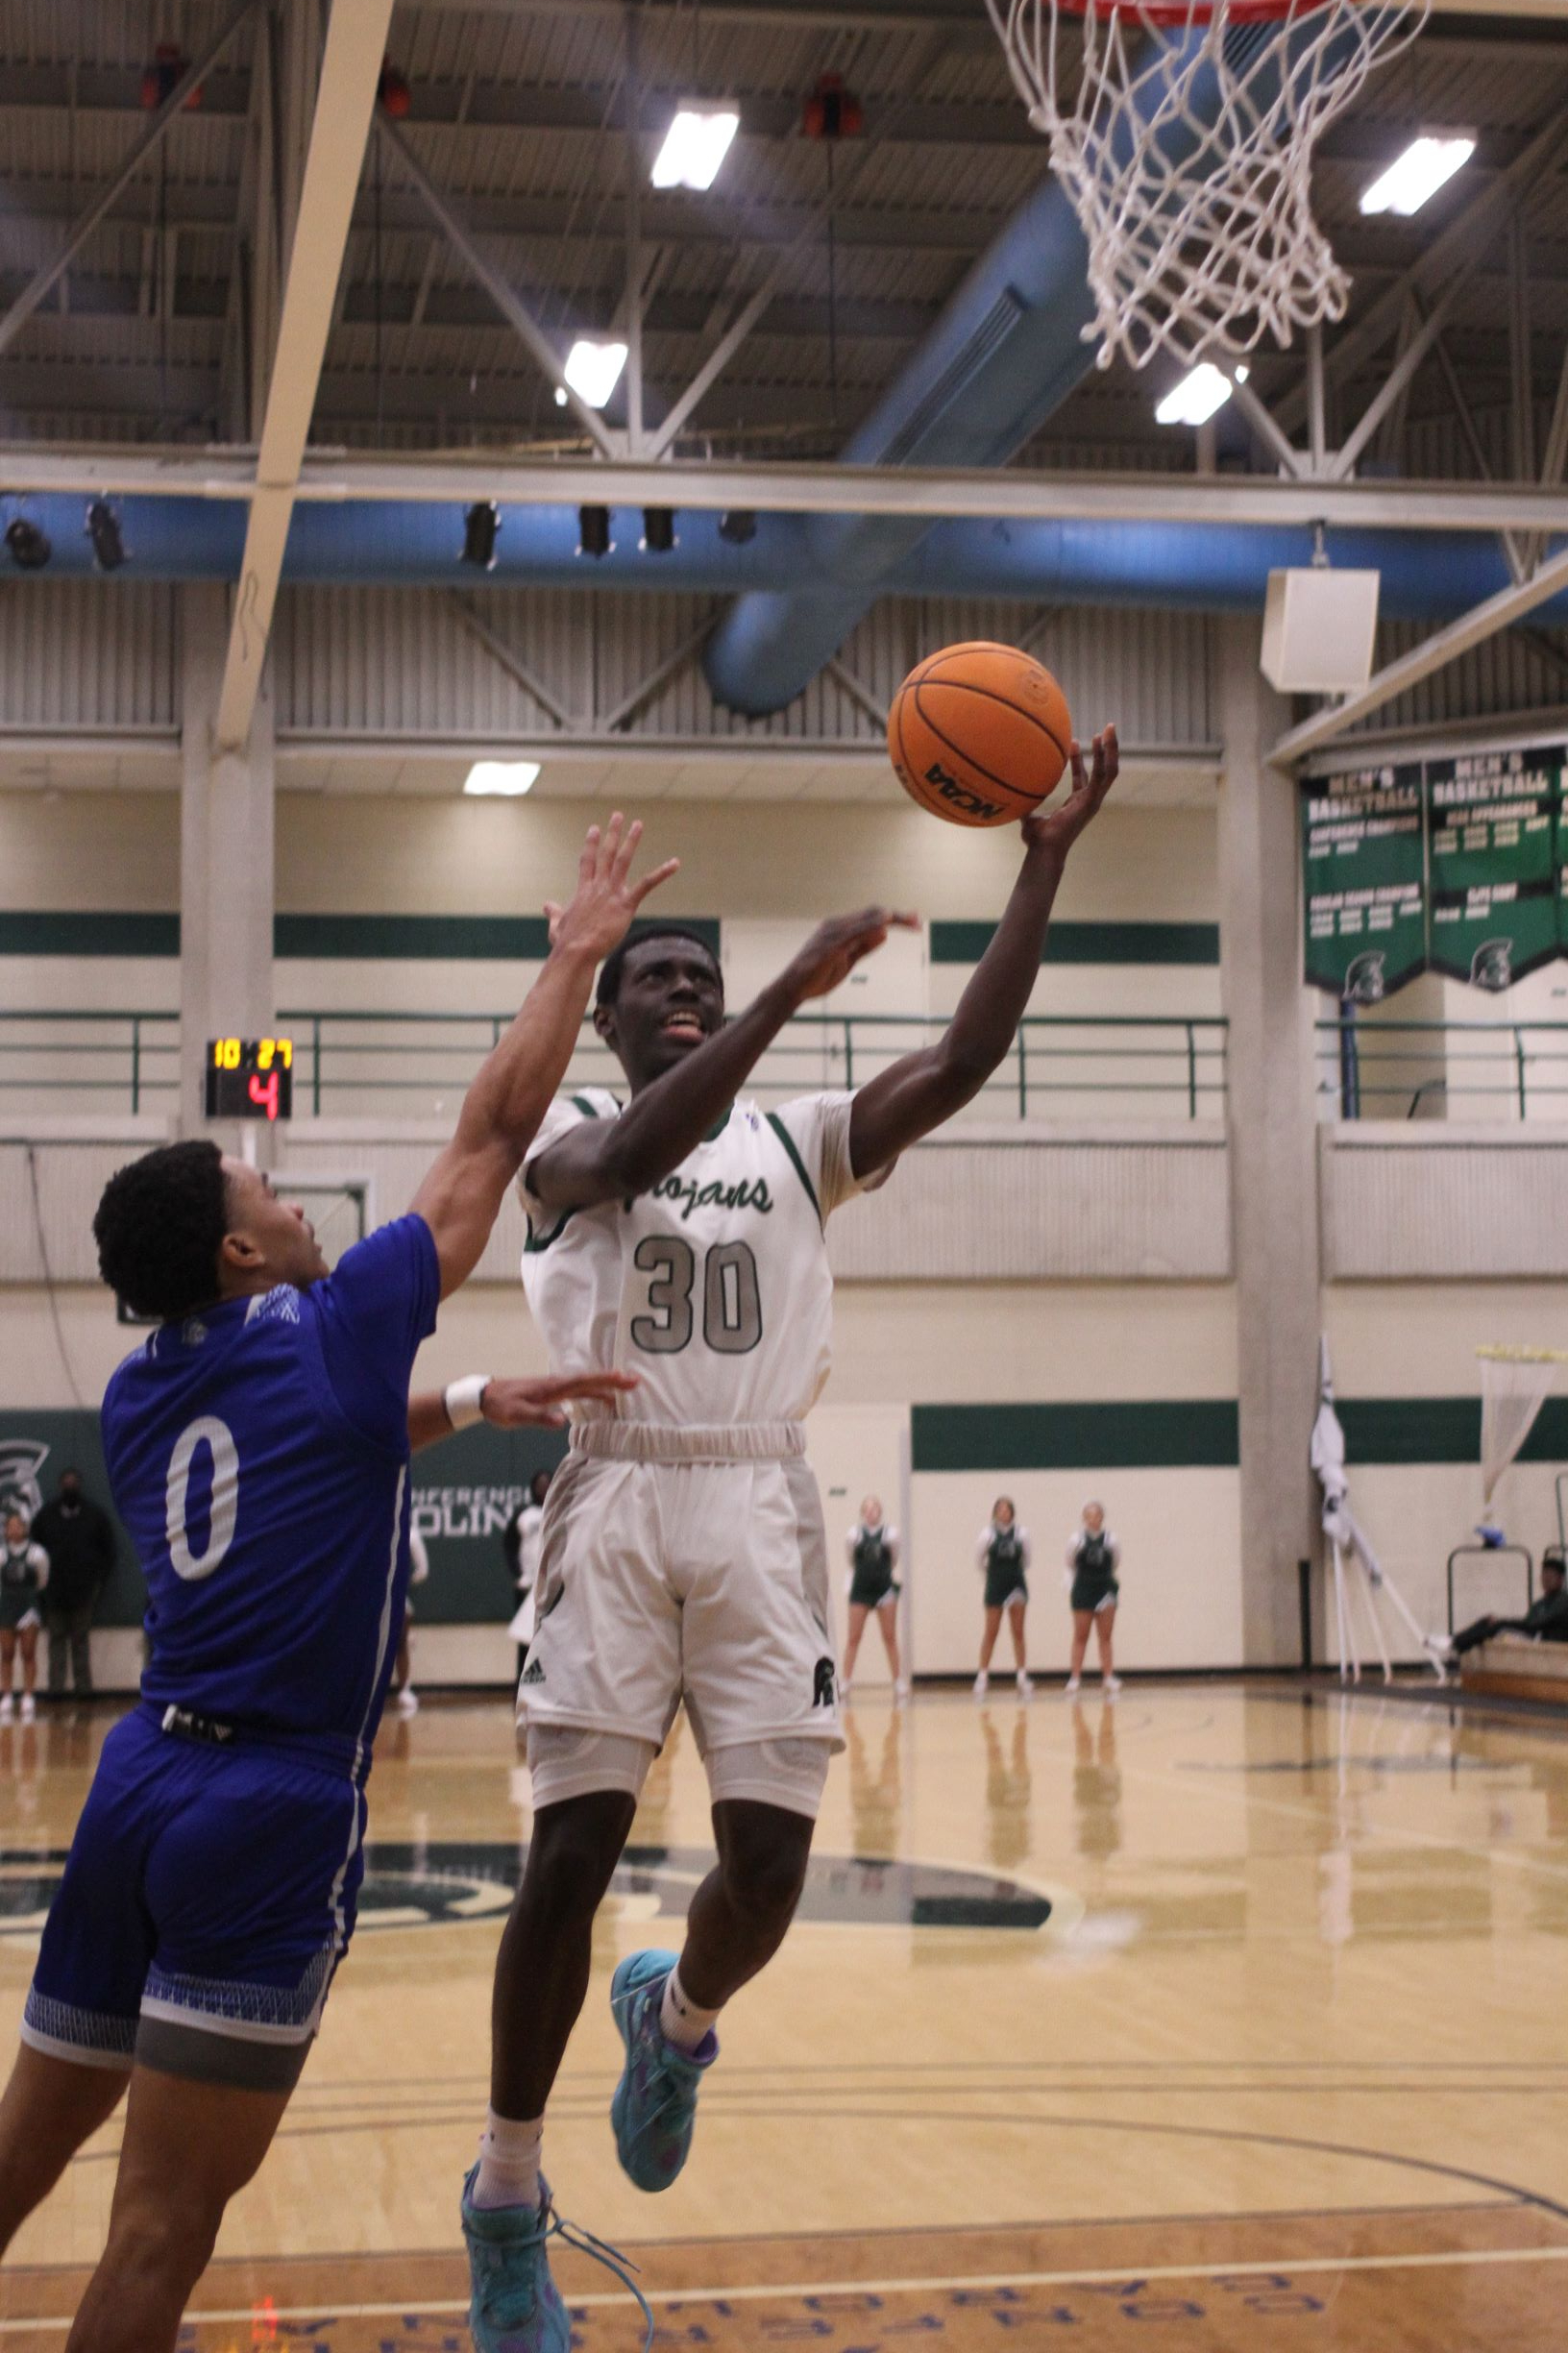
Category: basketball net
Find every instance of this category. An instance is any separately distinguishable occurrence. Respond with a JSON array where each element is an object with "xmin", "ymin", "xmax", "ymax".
[
  {"xmin": 984, "ymin": 0, "xmax": 1429, "ymax": 370},
  {"xmin": 1477, "ymin": 1347, "xmax": 1568, "ymax": 1507}
]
